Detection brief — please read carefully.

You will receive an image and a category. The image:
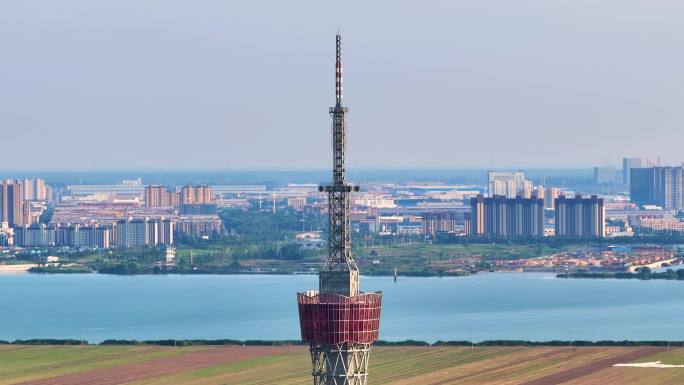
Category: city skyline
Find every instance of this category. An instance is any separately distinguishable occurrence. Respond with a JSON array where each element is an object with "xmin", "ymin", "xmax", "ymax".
[
  {"xmin": 2, "ymin": 1, "xmax": 684, "ymax": 169},
  {"xmin": 4, "ymin": 3, "xmax": 684, "ymax": 384}
]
